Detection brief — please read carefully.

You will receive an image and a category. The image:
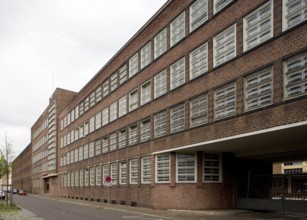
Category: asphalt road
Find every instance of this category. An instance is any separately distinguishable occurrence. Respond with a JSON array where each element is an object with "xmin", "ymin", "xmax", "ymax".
[{"xmin": 13, "ymin": 194, "xmax": 167, "ymax": 220}]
